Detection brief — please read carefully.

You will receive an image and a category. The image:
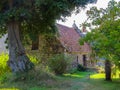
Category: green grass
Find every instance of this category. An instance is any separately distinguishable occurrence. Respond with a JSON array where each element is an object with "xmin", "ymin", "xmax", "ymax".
[
  {"xmin": 90, "ymin": 72, "xmax": 120, "ymax": 79},
  {"xmin": 1, "ymin": 53, "xmax": 120, "ymax": 90},
  {"xmin": 64, "ymin": 71, "xmax": 92, "ymax": 78},
  {"xmin": 0, "ymin": 71, "xmax": 120, "ymax": 90},
  {"xmin": 0, "ymin": 87, "xmax": 21, "ymax": 90},
  {"xmin": 90, "ymin": 73, "xmax": 105, "ymax": 79}
]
